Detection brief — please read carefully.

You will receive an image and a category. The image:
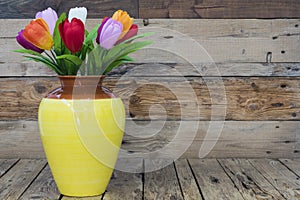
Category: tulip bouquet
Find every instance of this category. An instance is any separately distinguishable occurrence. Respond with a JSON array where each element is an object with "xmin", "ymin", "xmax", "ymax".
[{"xmin": 15, "ymin": 7, "xmax": 152, "ymax": 75}]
